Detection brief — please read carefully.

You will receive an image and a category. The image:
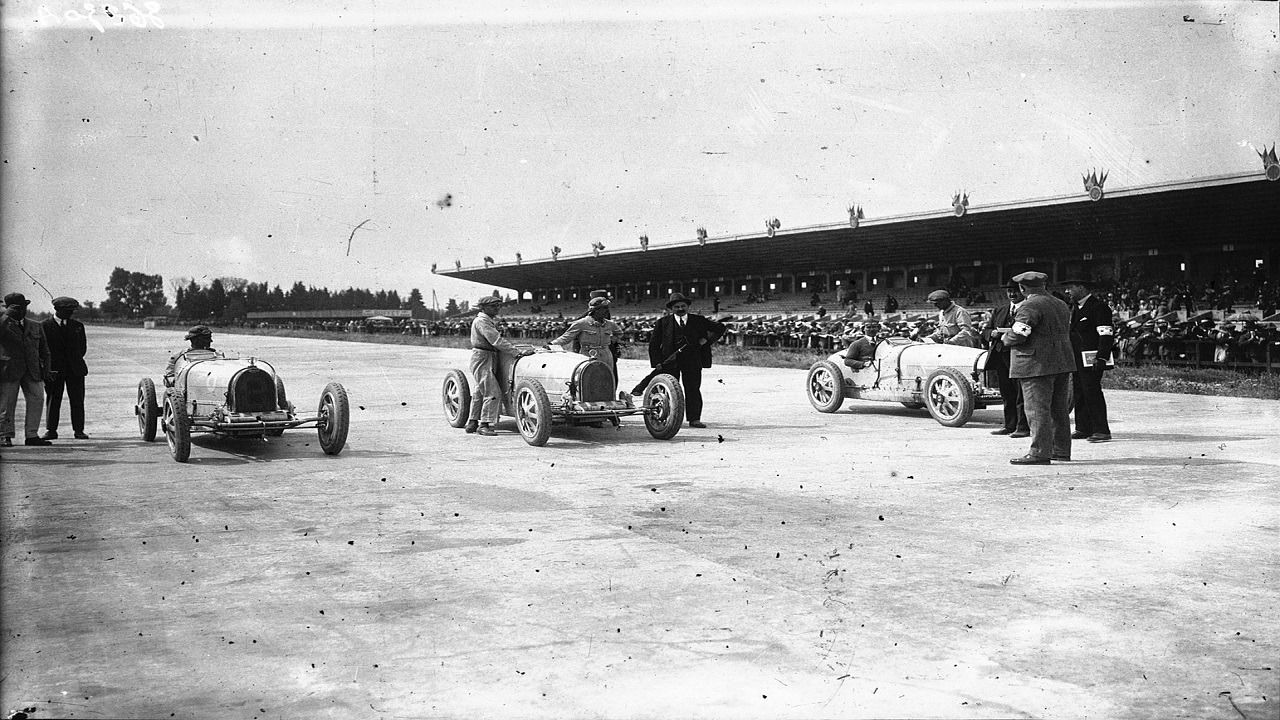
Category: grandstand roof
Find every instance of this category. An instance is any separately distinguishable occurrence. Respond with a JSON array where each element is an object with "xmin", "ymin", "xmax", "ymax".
[{"xmin": 439, "ymin": 173, "xmax": 1279, "ymax": 290}]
